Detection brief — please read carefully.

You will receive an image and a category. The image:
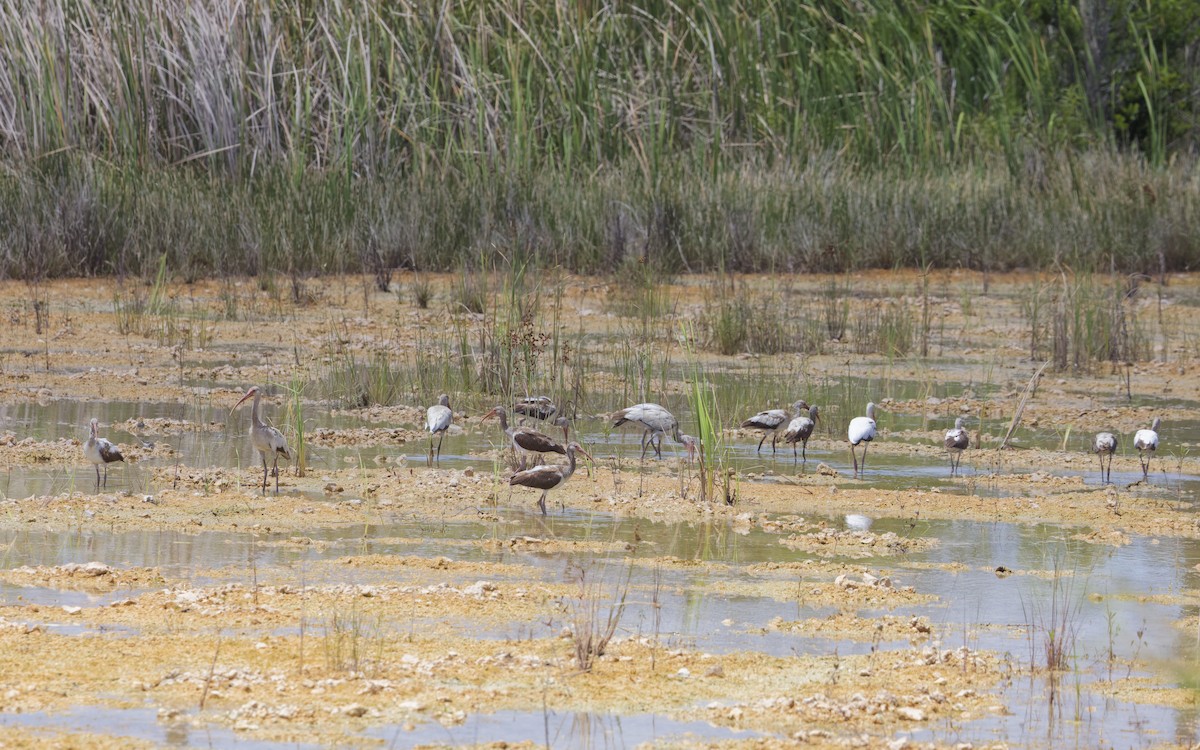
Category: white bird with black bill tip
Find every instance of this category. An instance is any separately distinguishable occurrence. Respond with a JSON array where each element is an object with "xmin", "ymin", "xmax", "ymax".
[
  {"xmin": 610, "ymin": 403, "xmax": 680, "ymax": 460},
  {"xmin": 848, "ymin": 402, "xmax": 878, "ymax": 477},
  {"xmin": 509, "ymin": 442, "xmax": 591, "ymax": 515},
  {"xmin": 944, "ymin": 416, "xmax": 969, "ymax": 476},
  {"xmin": 425, "ymin": 394, "xmax": 453, "ymax": 466},
  {"xmin": 83, "ymin": 418, "xmax": 124, "ymax": 490},
  {"xmin": 483, "ymin": 405, "xmax": 566, "ymax": 470},
  {"xmin": 741, "ymin": 400, "xmax": 808, "ymax": 455},
  {"xmin": 783, "ymin": 405, "xmax": 820, "ymax": 462},
  {"xmin": 1133, "ymin": 417, "xmax": 1160, "ymax": 480},
  {"xmin": 233, "ymin": 386, "xmax": 292, "ymax": 494},
  {"xmin": 1092, "ymin": 431, "xmax": 1118, "ymax": 484}
]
